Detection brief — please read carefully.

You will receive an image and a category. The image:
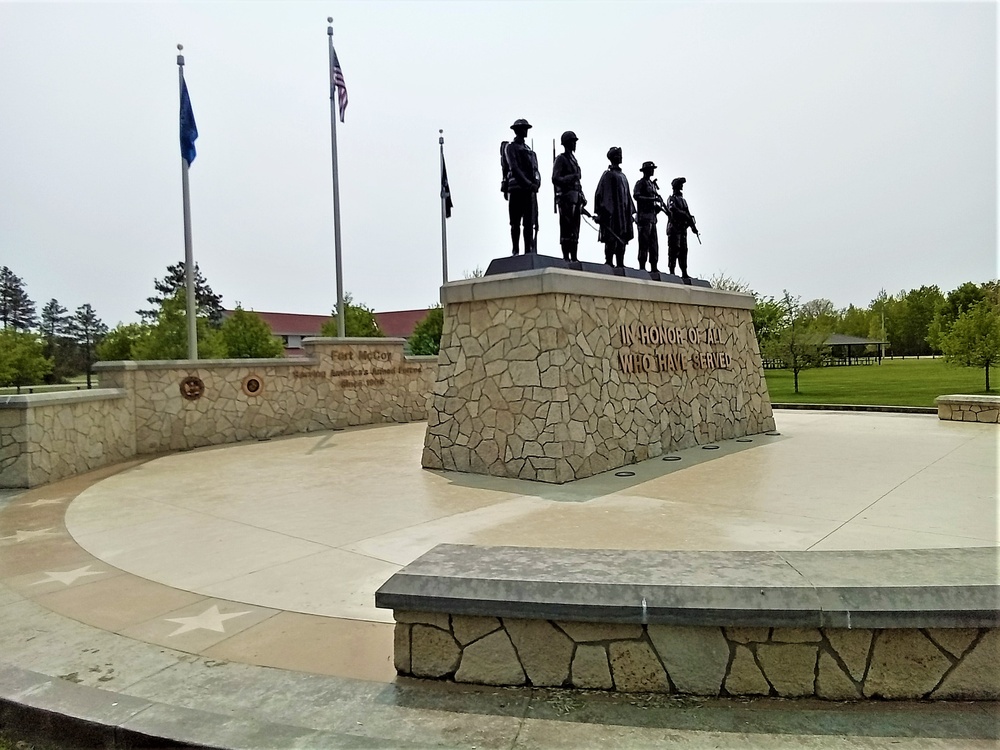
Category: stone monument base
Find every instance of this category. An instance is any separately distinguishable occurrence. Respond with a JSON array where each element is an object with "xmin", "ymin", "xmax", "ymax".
[{"xmin": 422, "ymin": 266, "xmax": 774, "ymax": 483}]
